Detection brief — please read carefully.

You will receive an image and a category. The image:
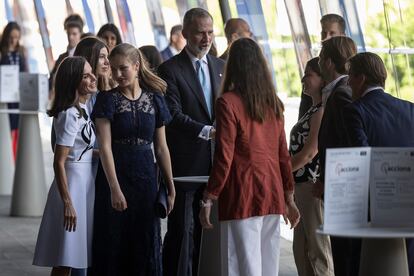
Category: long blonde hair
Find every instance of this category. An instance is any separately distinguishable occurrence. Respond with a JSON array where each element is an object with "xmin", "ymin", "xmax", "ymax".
[{"xmin": 109, "ymin": 43, "xmax": 166, "ymax": 94}]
